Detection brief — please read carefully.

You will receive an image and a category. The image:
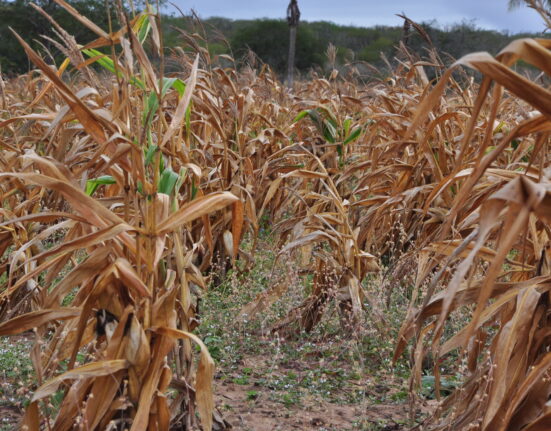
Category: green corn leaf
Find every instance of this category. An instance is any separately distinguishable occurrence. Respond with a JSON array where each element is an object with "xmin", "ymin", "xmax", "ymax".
[
  {"xmin": 161, "ymin": 77, "xmax": 177, "ymax": 97},
  {"xmin": 325, "ymin": 113, "xmax": 338, "ymax": 129},
  {"xmin": 185, "ymin": 103, "xmax": 192, "ymax": 139},
  {"xmin": 171, "ymin": 167, "xmax": 188, "ymax": 211},
  {"xmin": 306, "ymin": 109, "xmax": 323, "ymax": 131},
  {"xmin": 293, "ymin": 110, "xmax": 310, "ymax": 123},
  {"xmin": 171, "ymin": 78, "xmax": 186, "ymax": 98},
  {"xmin": 135, "ymin": 13, "xmax": 151, "ymax": 44},
  {"xmin": 158, "ymin": 168, "xmax": 179, "ymax": 195},
  {"xmin": 85, "ymin": 175, "xmax": 116, "ymax": 196},
  {"xmin": 143, "ymin": 78, "xmax": 187, "ymax": 126},
  {"xmin": 343, "ymin": 118, "xmax": 352, "ymax": 137},
  {"xmin": 317, "ymin": 106, "xmax": 338, "ymax": 128},
  {"xmin": 293, "ymin": 108, "xmax": 336, "ymax": 143},
  {"xmin": 82, "ymin": 49, "xmax": 116, "ymax": 74},
  {"xmin": 82, "ymin": 48, "xmax": 145, "ymax": 90},
  {"xmin": 343, "ymin": 127, "xmax": 362, "ymax": 146},
  {"xmin": 143, "ymin": 92, "xmax": 158, "ymax": 126},
  {"xmin": 145, "ymin": 145, "xmax": 158, "ymax": 166},
  {"xmin": 159, "ymin": 154, "xmax": 165, "ymax": 173},
  {"xmin": 322, "ymin": 120, "xmax": 337, "ymax": 143}
]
